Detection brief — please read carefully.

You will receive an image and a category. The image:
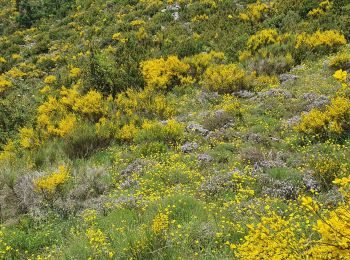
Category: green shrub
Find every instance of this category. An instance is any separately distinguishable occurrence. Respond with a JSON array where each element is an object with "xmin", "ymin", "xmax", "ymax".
[
  {"xmin": 134, "ymin": 120, "xmax": 184, "ymax": 146},
  {"xmin": 62, "ymin": 123, "xmax": 111, "ymax": 159}
]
